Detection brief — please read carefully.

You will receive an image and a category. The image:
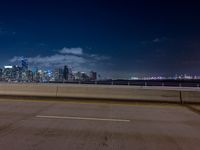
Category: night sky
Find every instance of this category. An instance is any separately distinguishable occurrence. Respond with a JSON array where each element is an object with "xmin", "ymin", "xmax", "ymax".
[{"xmin": 0, "ymin": 0, "xmax": 200, "ymax": 78}]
